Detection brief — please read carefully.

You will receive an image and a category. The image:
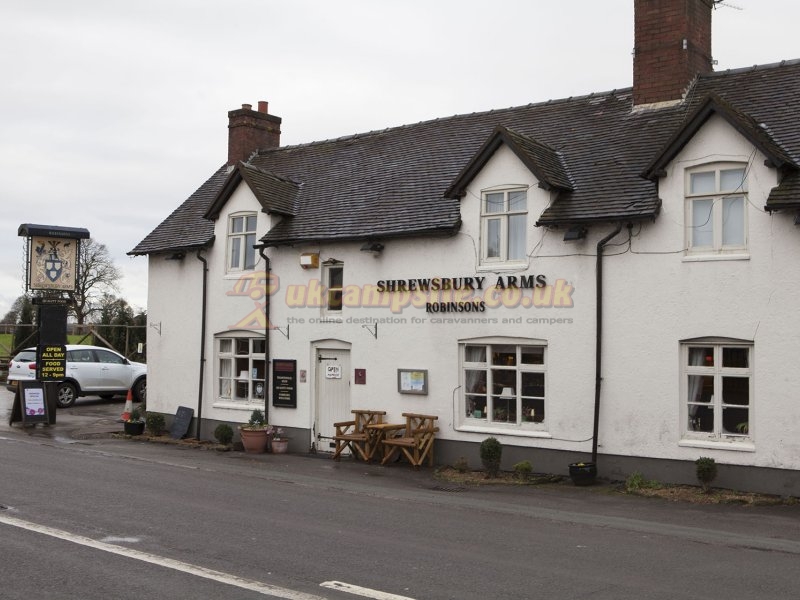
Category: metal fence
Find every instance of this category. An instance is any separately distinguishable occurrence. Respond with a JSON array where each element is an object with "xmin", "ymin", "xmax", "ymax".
[{"xmin": 0, "ymin": 324, "xmax": 147, "ymax": 381}]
